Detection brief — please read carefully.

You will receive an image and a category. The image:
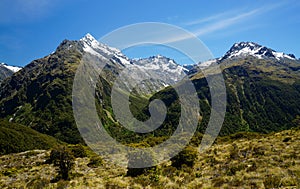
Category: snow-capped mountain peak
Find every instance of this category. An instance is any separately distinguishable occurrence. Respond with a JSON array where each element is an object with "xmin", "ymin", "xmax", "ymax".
[
  {"xmin": 221, "ymin": 42, "xmax": 296, "ymax": 61},
  {"xmin": 134, "ymin": 55, "xmax": 188, "ymax": 75},
  {"xmin": 80, "ymin": 33, "xmax": 131, "ymax": 65},
  {"xmin": 78, "ymin": 34, "xmax": 189, "ymax": 91},
  {"xmin": 147, "ymin": 55, "xmax": 177, "ymax": 65},
  {"xmin": 1, "ymin": 63, "xmax": 22, "ymax": 72},
  {"xmin": 81, "ymin": 33, "xmax": 96, "ymax": 43},
  {"xmin": 80, "ymin": 33, "xmax": 120, "ymax": 55}
]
